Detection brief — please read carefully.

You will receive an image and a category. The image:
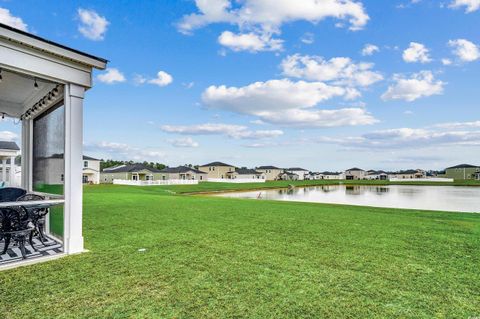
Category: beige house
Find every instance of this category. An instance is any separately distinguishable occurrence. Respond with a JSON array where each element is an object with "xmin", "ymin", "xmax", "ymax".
[
  {"xmin": 345, "ymin": 168, "xmax": 366, "ymax": 180},
  {"xmin": 278, "ymin": 172, "xmax": 299, "ymax": 181},
  {"xmin": 82, "ymin": 156, "xmax": 101, "ymax": 184},
  {"xmin": 227, "ymin": 168, "xmax": 265, "ymax": 180},
  {"xmin": 390, "ymin": 169, "xmax": 426, "ymax": 179},
  {"xmin": 198, "ymin": 161, "xmax": 235, "ymax": 180},
  {"xmin": 256, "ymin": 166, "xmax": 283, "ymax": 180},
  {"xmin": 158, "ymin": 166, "xmax": 207, "ymax": 181},
  {"xmin": 286, "ymin": 168, "xmax": 309, "ymax": 180},
  {"xmin": 100, "ymin": 163, "xmax": 162, "ymax": 183}
]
